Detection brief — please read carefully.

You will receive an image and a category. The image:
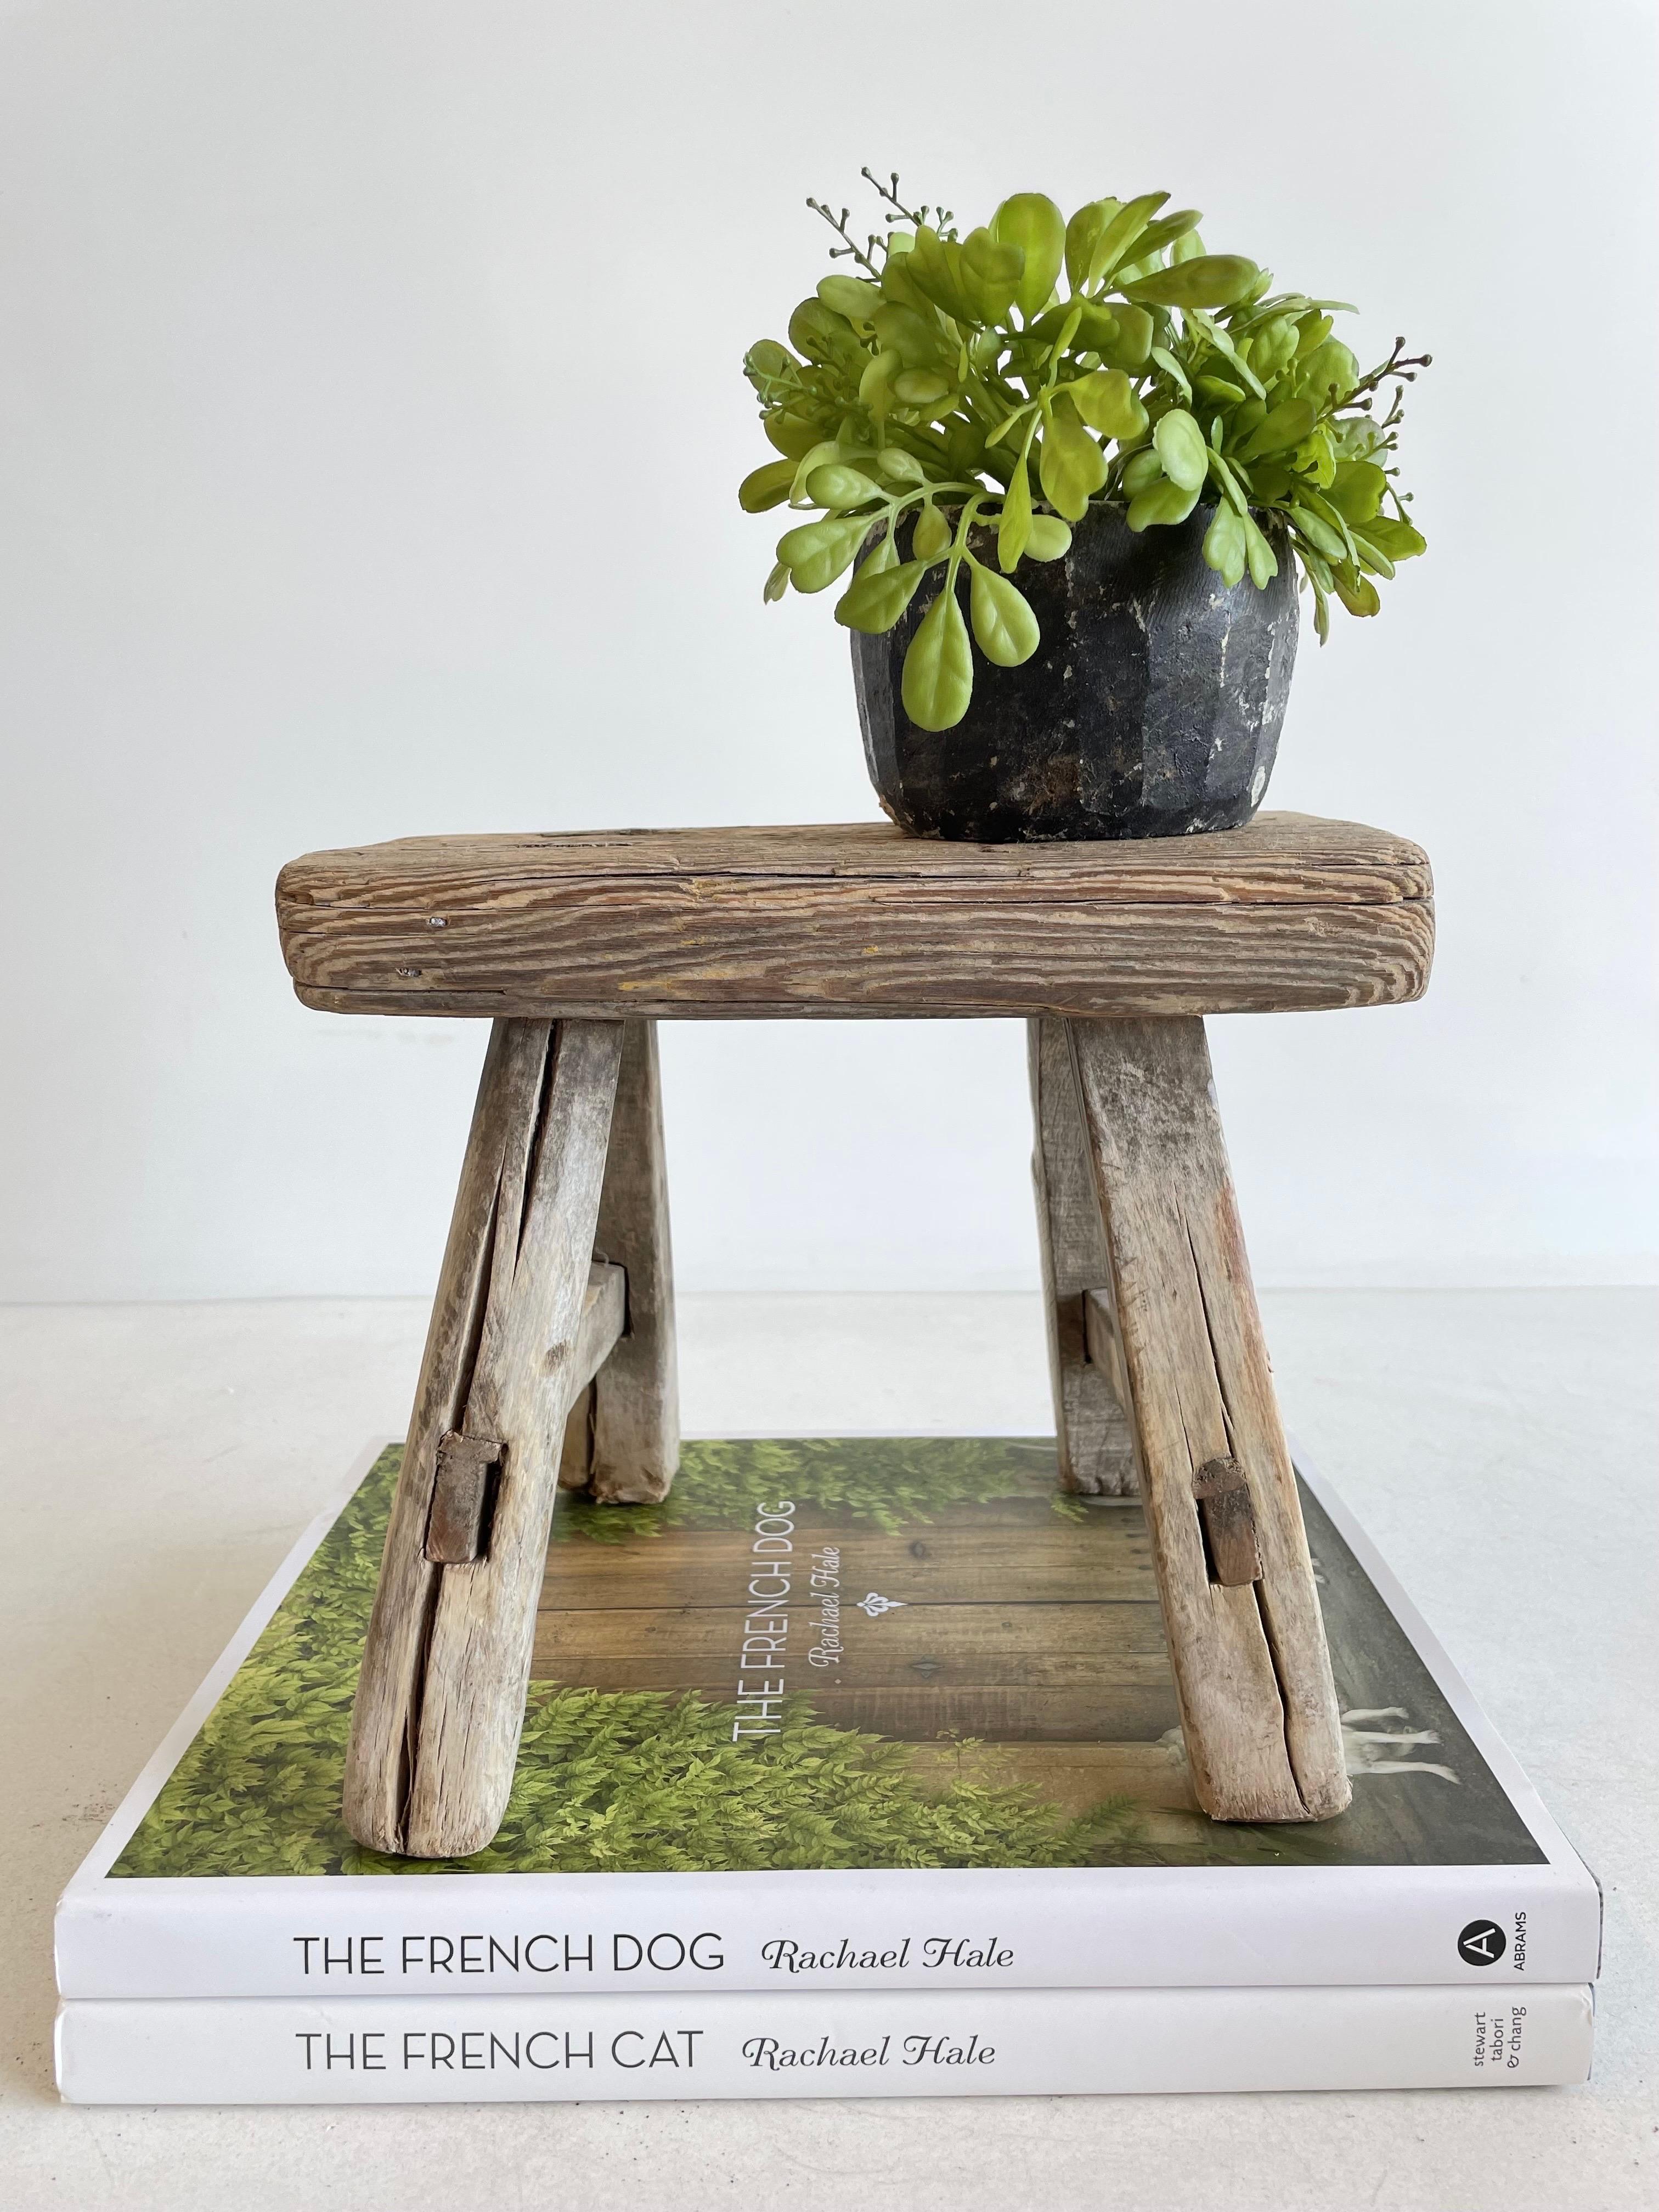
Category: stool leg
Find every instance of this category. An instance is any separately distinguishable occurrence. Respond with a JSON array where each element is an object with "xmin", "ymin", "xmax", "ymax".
[
  {"xmin": 1066, "ymin": 1015, "xmax": 1350, "ymax": 1822},
  {"xmin": 343, "ymin": 1017, "xmax": 623, "ymax": 1857},
  {"xmin": 1029, "ymin": 1018, "xmax": 1138, "ymax": 1496},
  {"xmin": 562, "ymin": 1018, "xmax": 680, "ymax": 1504}
]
